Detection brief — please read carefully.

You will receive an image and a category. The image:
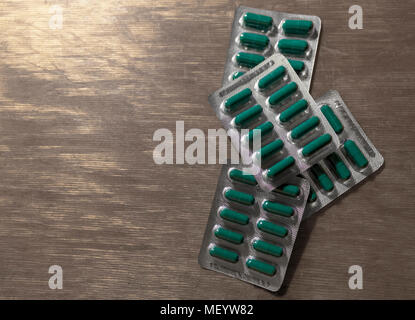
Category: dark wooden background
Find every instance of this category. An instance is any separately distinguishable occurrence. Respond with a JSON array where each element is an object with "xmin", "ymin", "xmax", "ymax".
[{"xmin": 0, "ymin": 0, "xmax": 414, "ymax": 299}]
